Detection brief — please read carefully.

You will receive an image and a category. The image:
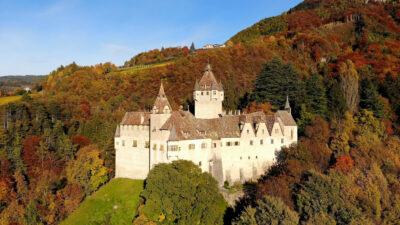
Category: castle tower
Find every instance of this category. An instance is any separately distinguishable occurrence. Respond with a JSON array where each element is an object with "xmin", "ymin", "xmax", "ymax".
[{"xmin": 194, "ymin": 64, "xmax": 224, "ymax": 119}]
